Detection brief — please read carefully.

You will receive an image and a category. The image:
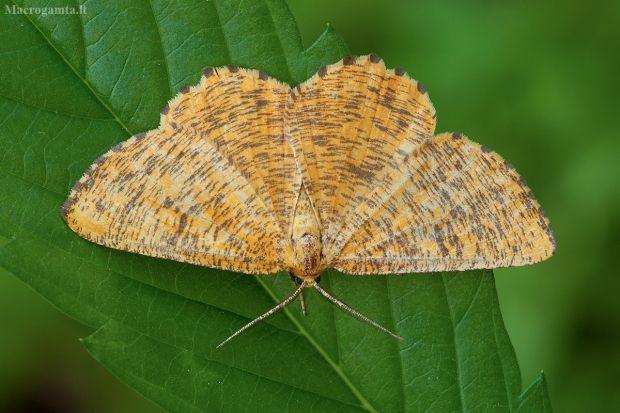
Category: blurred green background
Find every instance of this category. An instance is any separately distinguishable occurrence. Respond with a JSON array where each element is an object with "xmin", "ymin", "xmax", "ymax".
[{"xmin": 1, "ymin": 0, "xmax": 619, "ymax": 412}]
